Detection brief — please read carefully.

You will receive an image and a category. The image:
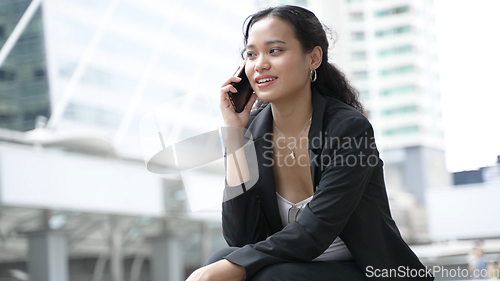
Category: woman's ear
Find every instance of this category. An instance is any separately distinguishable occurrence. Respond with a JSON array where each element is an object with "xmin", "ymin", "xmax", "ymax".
[{"xmin": 309, "ymin": 46, "xmax": 323, "ymax": 70}]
